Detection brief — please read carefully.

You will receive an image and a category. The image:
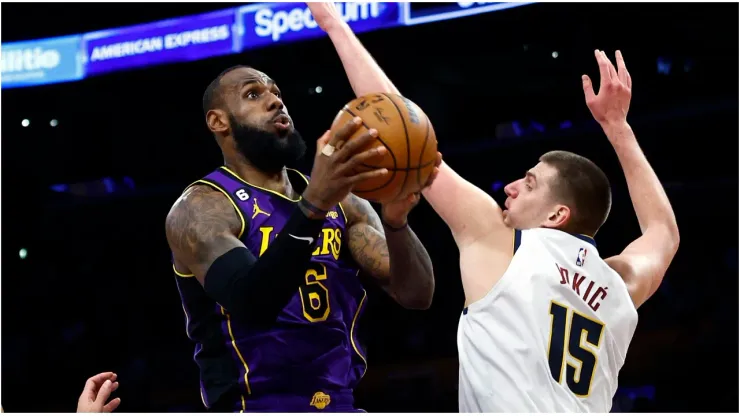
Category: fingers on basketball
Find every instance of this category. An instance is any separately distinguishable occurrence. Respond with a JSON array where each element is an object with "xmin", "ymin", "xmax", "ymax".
[
  {"xmin": 336, "ymin": 129, "xmax": 380, "ymax": 162},
  {"xmin": 315, "ymin": 130, "xmax": 332, "ymax": 155},
  {"xmin": 347, "ymin": 167, "xmax": 389, "ymax": 185},
  {"xmin": 343, "ymin": 143, "xmax": 387, "ymax": 171},
  {"xmin": 329, "ymin": 93, "xmax": 438, "ymax": 202},
  {"xmin": 330, "ymin": 116, "xmax": 362, "ymax": 149}
]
